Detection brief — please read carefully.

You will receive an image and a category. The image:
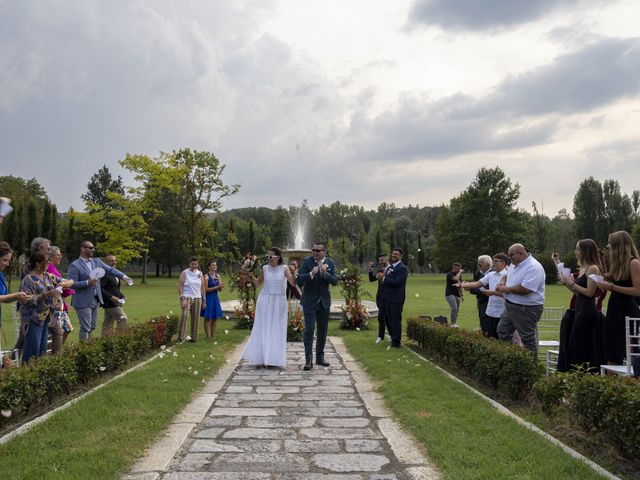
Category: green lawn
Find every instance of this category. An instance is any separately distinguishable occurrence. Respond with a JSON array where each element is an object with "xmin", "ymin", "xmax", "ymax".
[
  {"xmin": 338, "ymin": 330, "xmax": 609, "ymax": 480},
  {"xmin": 0, "ymin": 272, "xmax": 609, "ymax": 480}
]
